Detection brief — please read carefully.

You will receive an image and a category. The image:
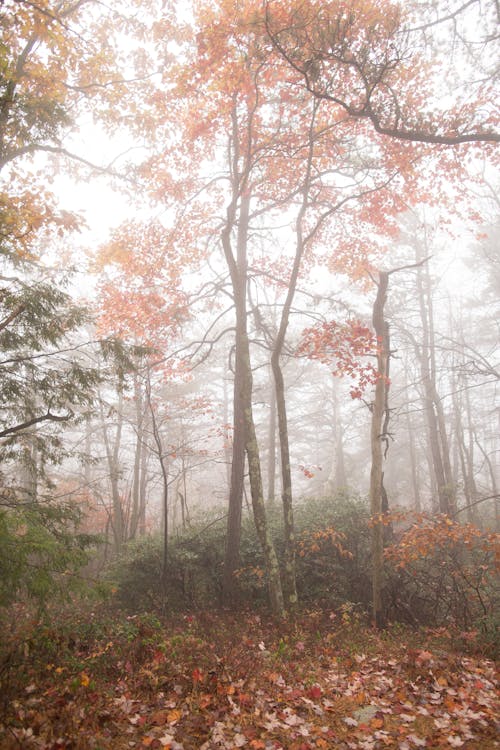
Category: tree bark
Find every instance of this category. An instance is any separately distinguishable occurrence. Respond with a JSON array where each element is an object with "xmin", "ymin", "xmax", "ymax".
[
  {"xmin": 146, "ymin": 373, "xmax": 170, "ymax": 602},
  {"xmin": 267, "ymin": 379, "xmax": 277, "ymax": 505},
  {"xmin": 130, "ymin": 371, "xmax": 146, "ymax": 539},
  {"xmin": 415, "ymin": 258, "xmax": 455, "ymax": 514},
  {"xmin": 220, "ymin": 119, "xmax": 285, "ymax": 614},
  {"xmin": 268, "ymin": 100, "xmax": 318, "ymax": 613},
  {"xmin": 100, "ymin": 384, "xmax": 125, "ymax": 554},
  {"xmin": 369, "ymin": 270, "xmax": 390, "ymax": 629}
]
